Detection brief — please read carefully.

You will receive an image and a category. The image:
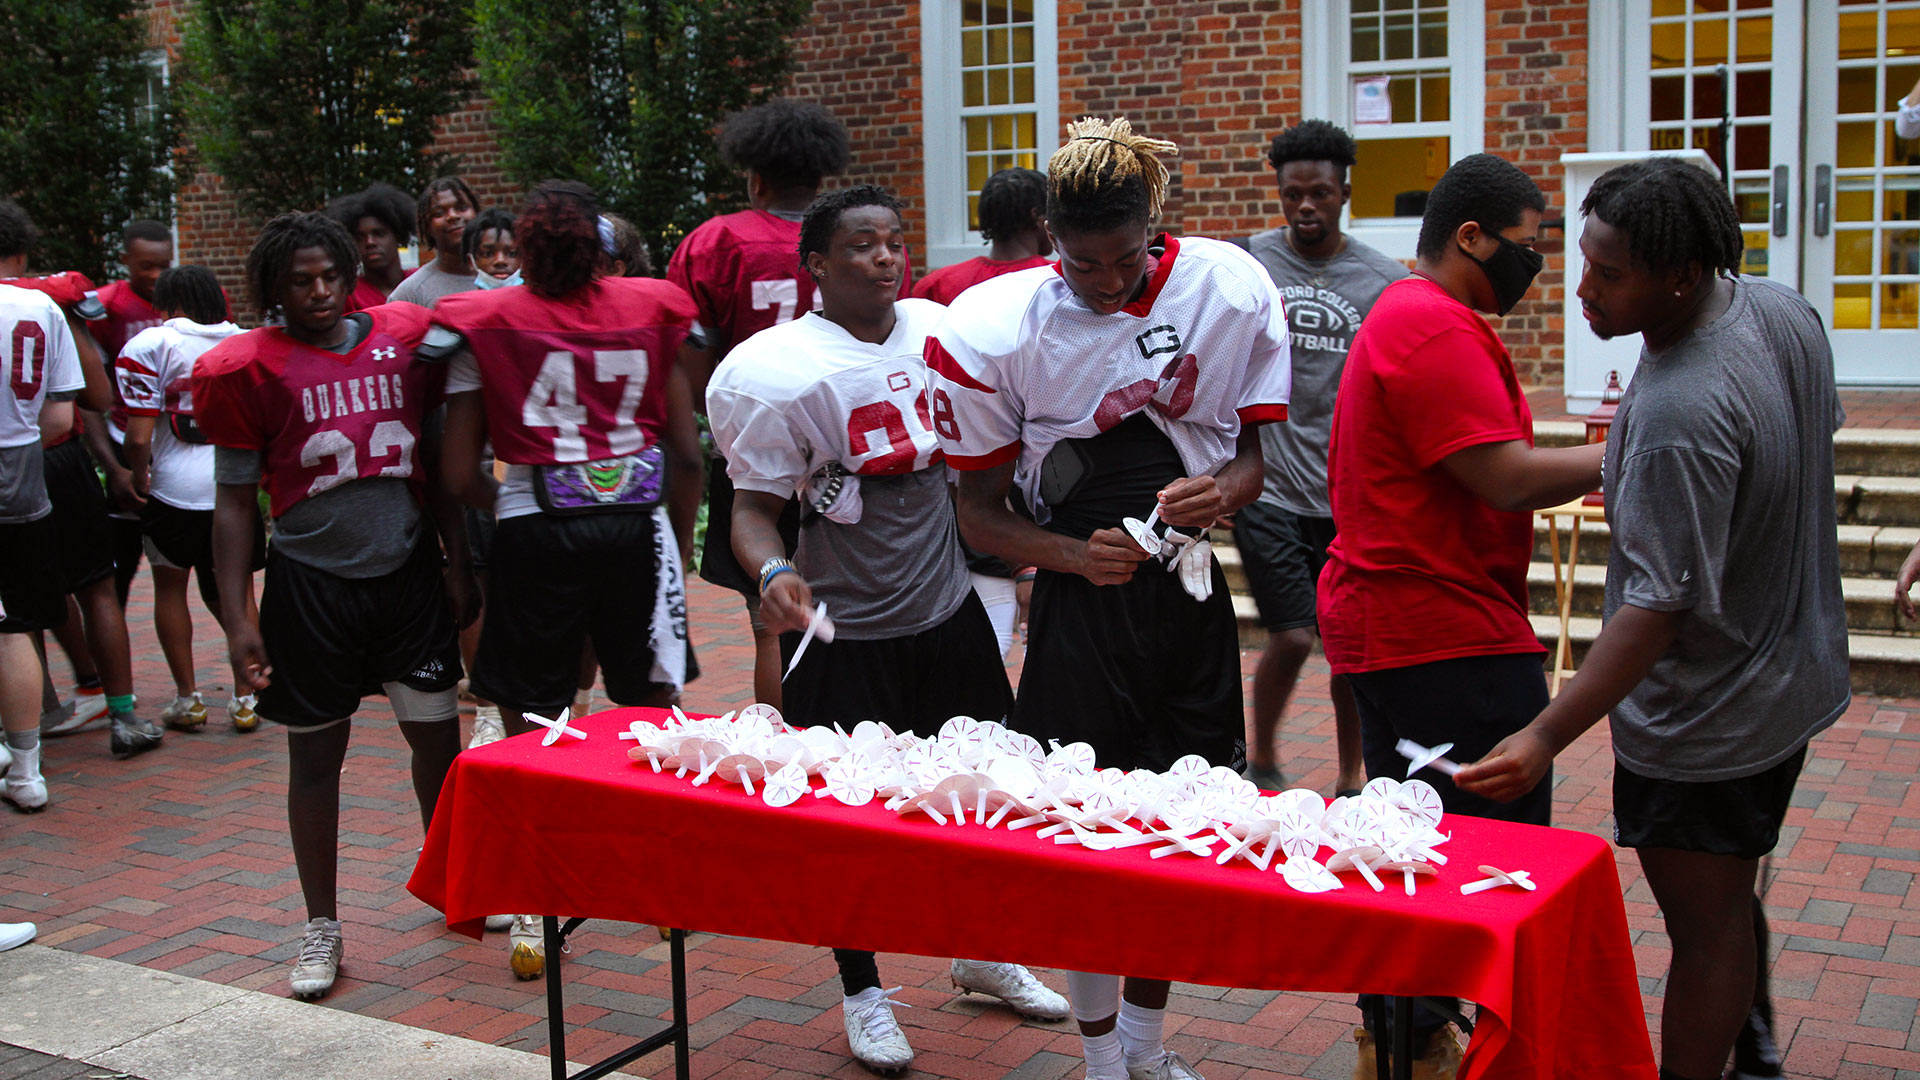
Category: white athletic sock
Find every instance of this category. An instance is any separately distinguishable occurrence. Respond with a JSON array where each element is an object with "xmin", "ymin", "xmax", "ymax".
[
  {"xmin": 1117, "ymin": 999, "xmax": 1166, "ymax": 1068},
  {"xmin": 1080, "ymin": 1029, "xmax": 1127, "ymax": 1080}
]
